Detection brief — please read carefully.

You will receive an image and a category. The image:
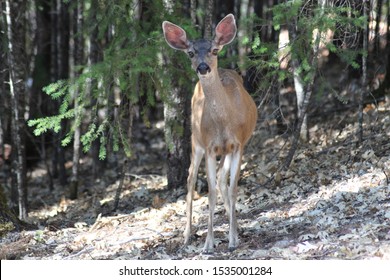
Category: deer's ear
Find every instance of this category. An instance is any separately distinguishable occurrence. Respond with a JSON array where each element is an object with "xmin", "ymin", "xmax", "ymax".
[
  {"xmin": 162, "ymin": 21, "xmax": 190, "ymax": 50},
  {"xmin": 214, "ymin": 14, "xmax": 237, "ymax": 46}
]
